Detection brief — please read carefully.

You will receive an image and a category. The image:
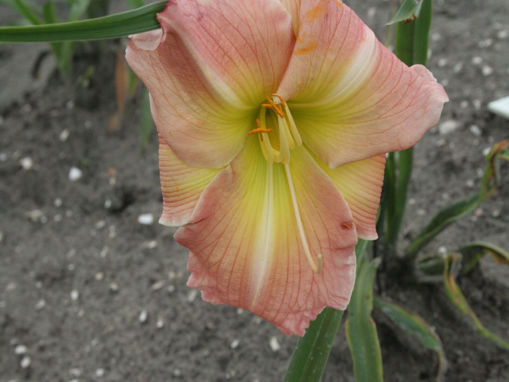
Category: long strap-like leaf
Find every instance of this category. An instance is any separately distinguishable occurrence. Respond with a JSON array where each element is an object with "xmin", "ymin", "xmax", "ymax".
[{"xmin": 0, "ymin": 0, "xmax": 165, "ymax": 42}]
